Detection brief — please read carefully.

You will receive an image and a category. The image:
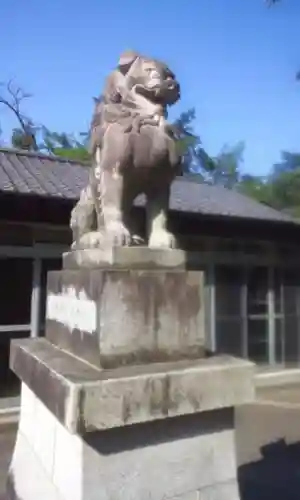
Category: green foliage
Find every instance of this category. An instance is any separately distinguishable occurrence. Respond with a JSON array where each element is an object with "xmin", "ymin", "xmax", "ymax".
[
  {"xmin": 173, "ymin": 108, "xmax": 214, "ymax": 177},
  {"xmin": 237, "ymin": 151, "xmax": 300, "ymax": 218},
  {"xmin": 38, "ymin": 127, "xmax": 91, "ymax": 163},
  {"xmin": 272, "ymin": 151, "xmax": 300, "ymax": 176},
  {"xmin": 174, "ymin": 109, "xmax": 242, "ymax": 187},
  {"xmin": 268, "ymin": 169, "xmax": 300, "ymax": 212},
  {"xmin": 210, "ymin": 142, "xmax": 245, "ymax": 188},
  {"xmin": 237, "ymin": 175, "xmax": 274, "ymax": 205},
  {"xmin": 51, "ymin": 147, "xmax": 91, "ymax": 162},
  {"xmin": 11, "ymin": 128, "xmax": 33, "ymax": 150},
  {"xmin": 2, "ymin": 79, "xmax": 300, "ymax": 219}
]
